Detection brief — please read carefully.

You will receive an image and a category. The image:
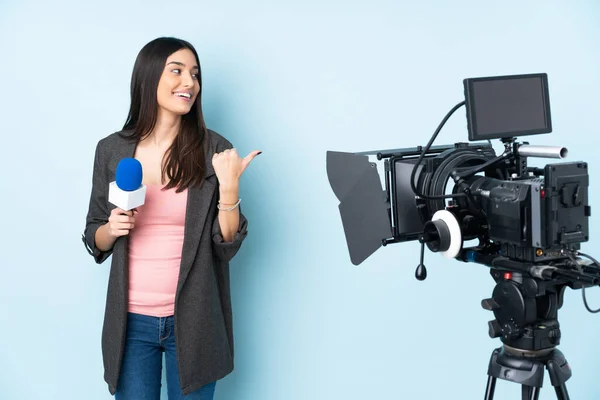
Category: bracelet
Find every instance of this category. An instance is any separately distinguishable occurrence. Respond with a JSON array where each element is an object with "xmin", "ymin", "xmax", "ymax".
[{"xmin": 217, "ymin": 198, "xmax": 241, "ymax": 211}]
